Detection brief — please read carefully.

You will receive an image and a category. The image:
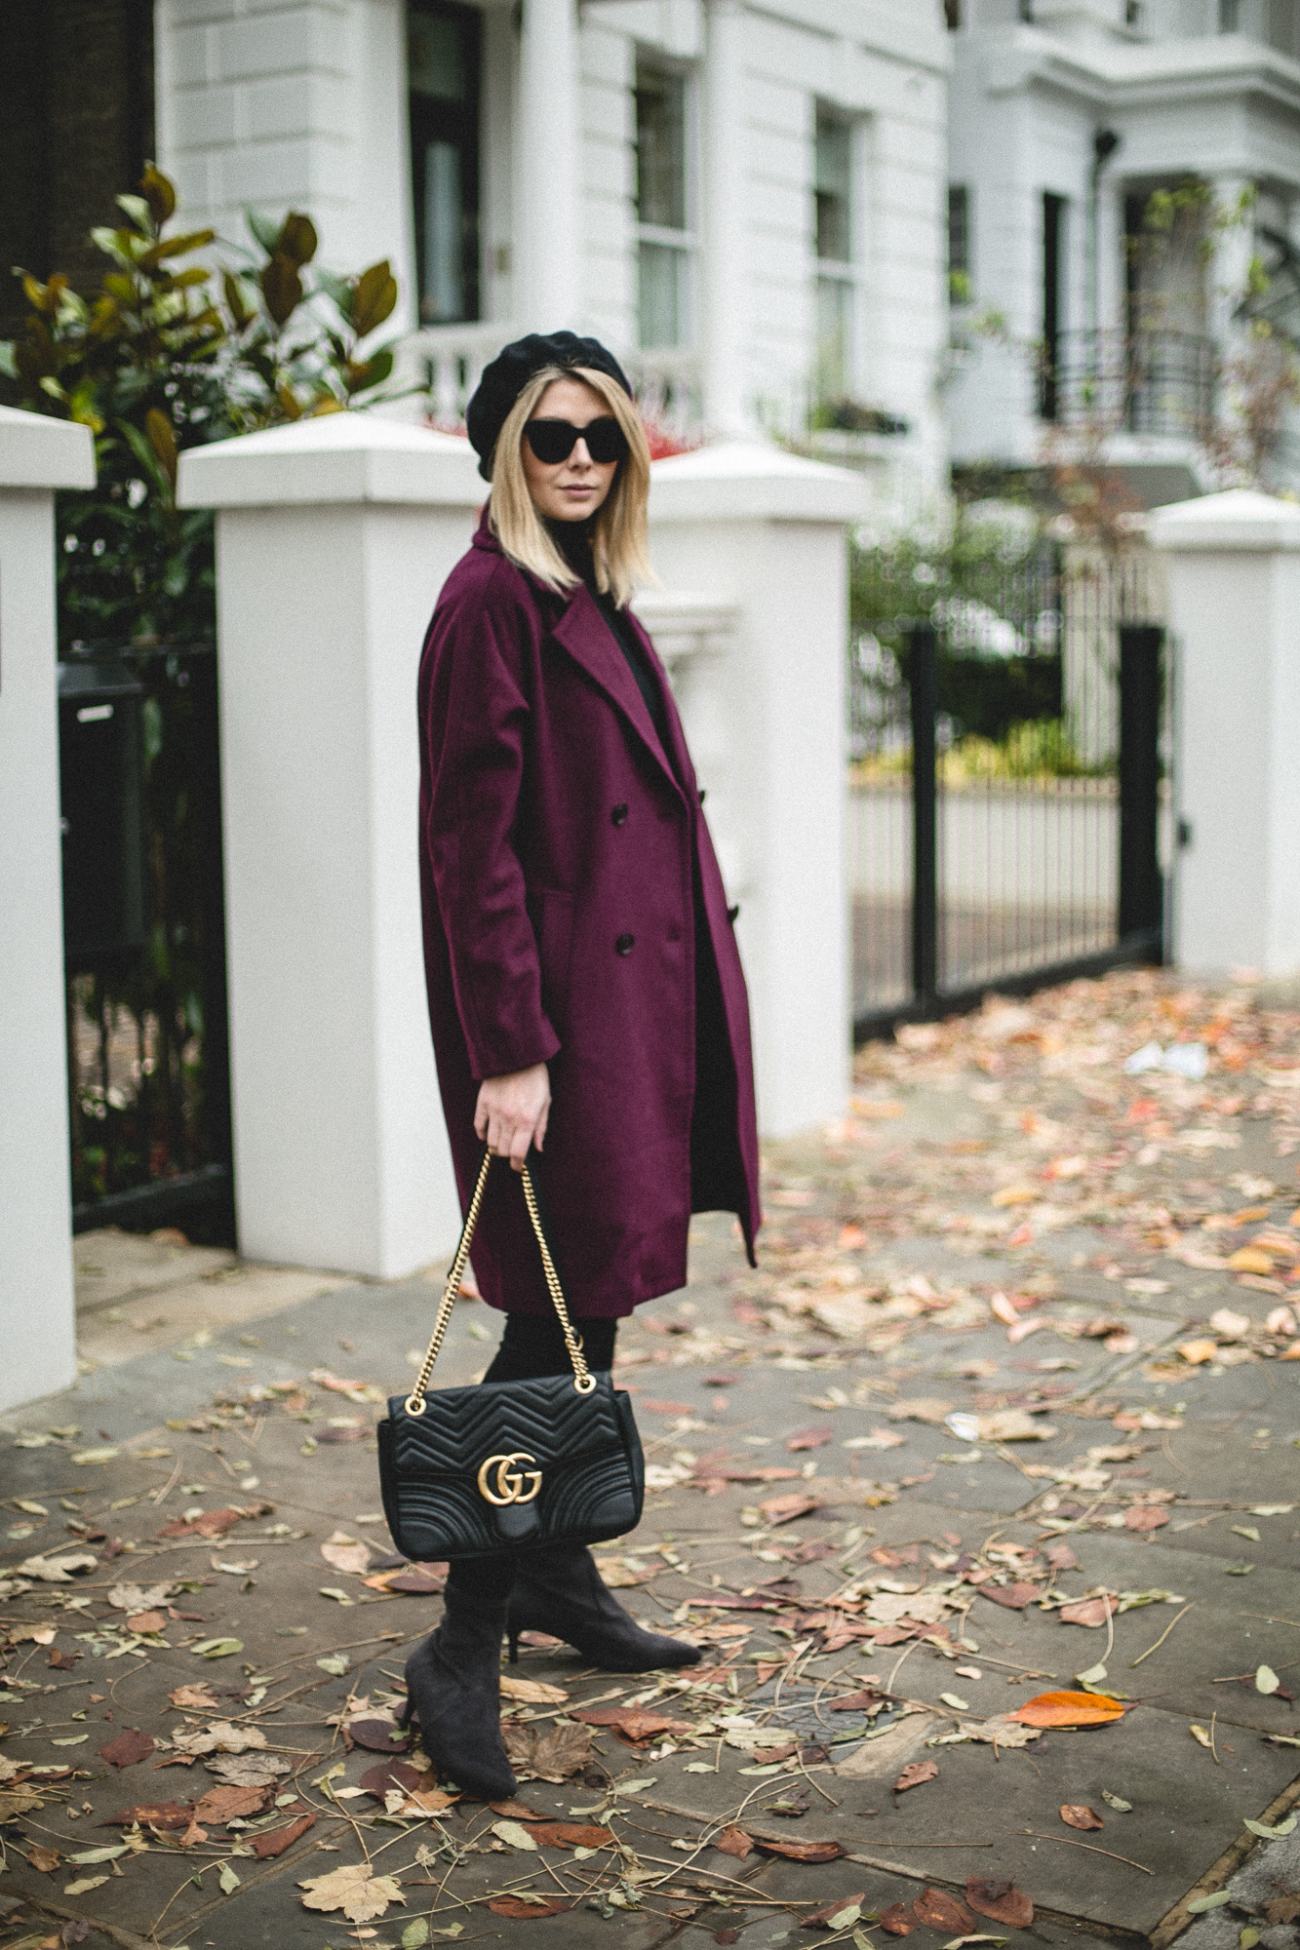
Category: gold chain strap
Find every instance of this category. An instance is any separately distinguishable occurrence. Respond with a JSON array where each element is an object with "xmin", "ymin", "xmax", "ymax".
[{"xmin": 404, "ymin": 1144, "xmax": 595, "ymax": 1414}]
